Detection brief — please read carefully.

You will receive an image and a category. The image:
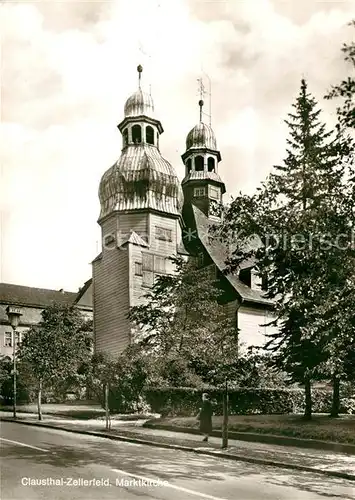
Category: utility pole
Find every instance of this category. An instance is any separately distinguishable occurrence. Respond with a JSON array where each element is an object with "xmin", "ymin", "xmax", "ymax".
[{"xmin": 6, "ymin": 306, "xmax": 23, "ymax": 419}]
